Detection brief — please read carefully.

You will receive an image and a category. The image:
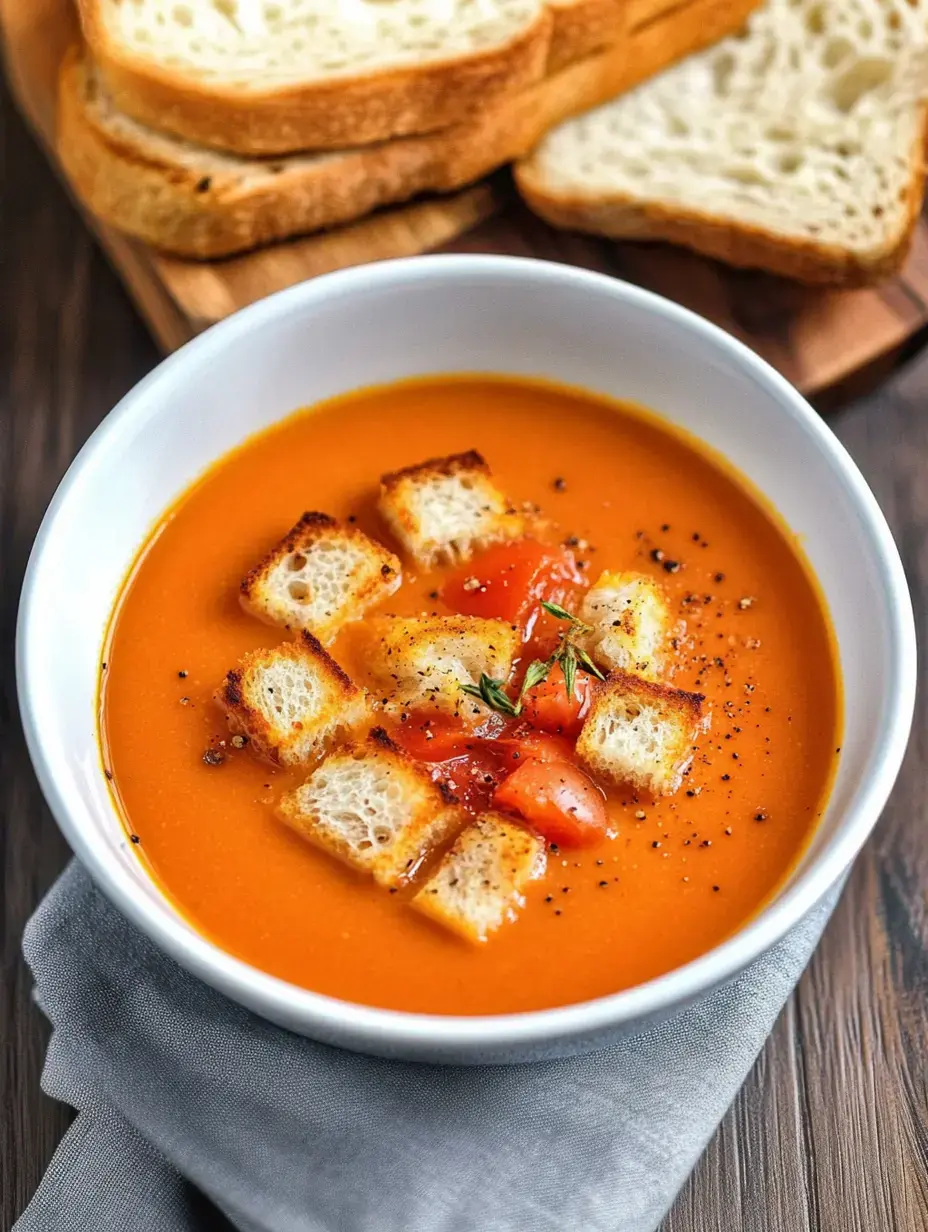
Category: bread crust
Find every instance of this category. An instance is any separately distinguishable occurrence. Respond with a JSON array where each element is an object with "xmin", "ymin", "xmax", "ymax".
[
  {"xmin": 79, "ymin": 0, "xmax": 557, "ymax": 154},
  {"xmin": 517, "ymin": 0, "xmax": 924, "ymax": 287},
  {"xmin": 546, "ymin": 0, "xmax": 626, "ymax": 71}
]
